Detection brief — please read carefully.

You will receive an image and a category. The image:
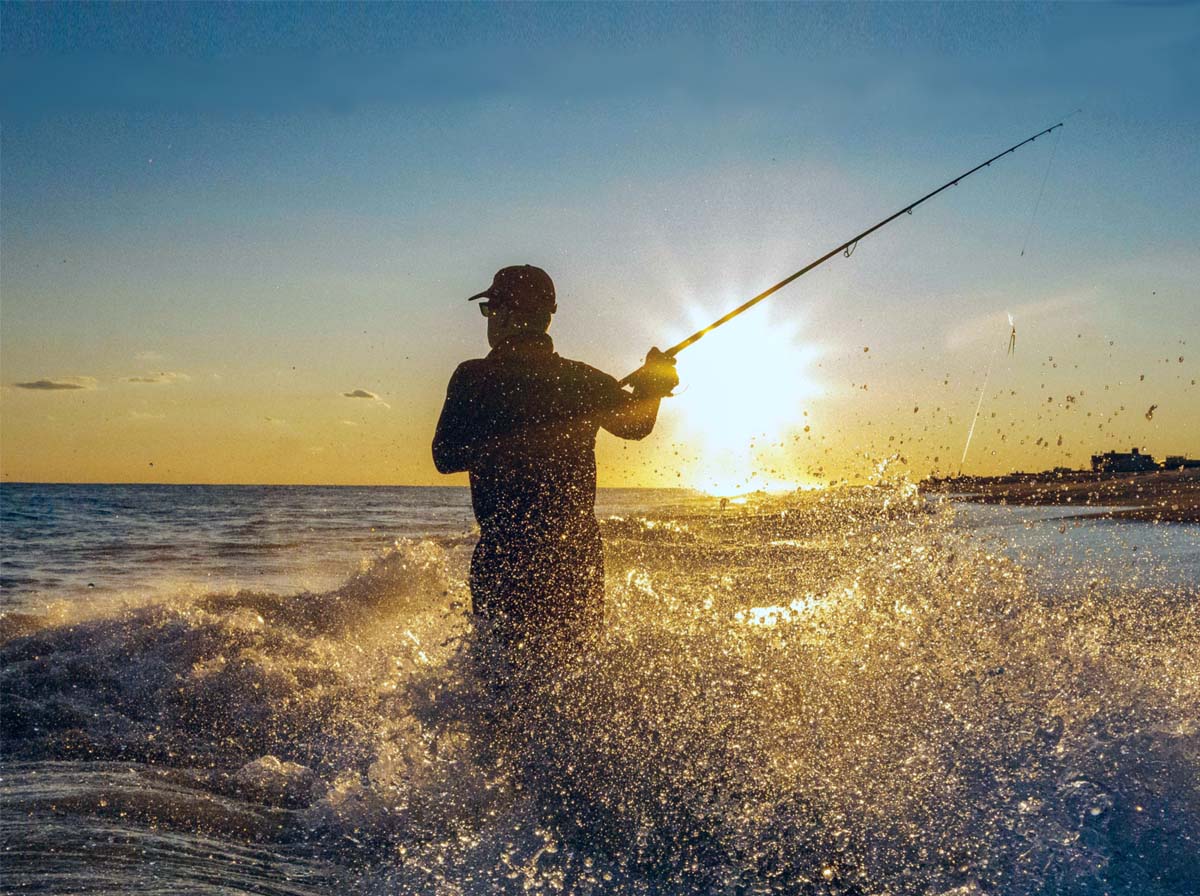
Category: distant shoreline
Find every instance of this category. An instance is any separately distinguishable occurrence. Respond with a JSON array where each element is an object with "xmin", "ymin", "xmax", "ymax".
[
  {"xmin": 926, "ymin": 469, "xmax": 1200, "ymax": 523},
  {"xmin": 5, "ymin": 478, "xmax": 1198, "ymax": 522}
]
